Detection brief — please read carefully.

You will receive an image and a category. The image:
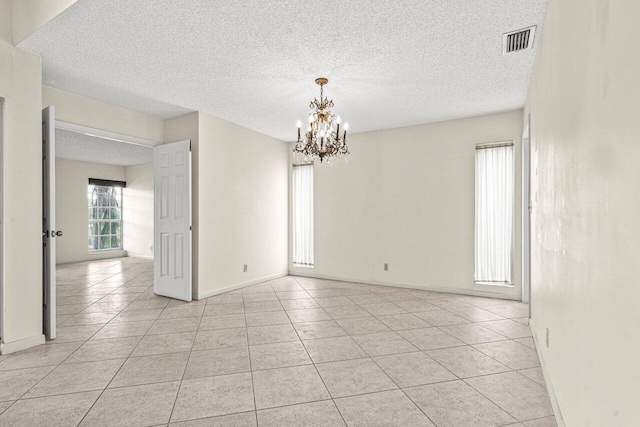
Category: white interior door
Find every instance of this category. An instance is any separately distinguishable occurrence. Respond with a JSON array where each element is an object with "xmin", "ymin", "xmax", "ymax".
[
  {"xmin": 42, "ymin": 106, "xmax": 57, "ymax": 339},
  {"xmin": 154, "ymin": 140, "xmax": 192, "ymax": 301}
]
